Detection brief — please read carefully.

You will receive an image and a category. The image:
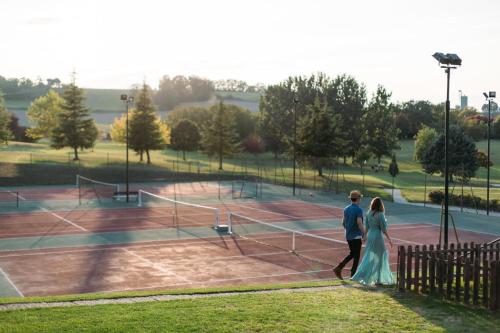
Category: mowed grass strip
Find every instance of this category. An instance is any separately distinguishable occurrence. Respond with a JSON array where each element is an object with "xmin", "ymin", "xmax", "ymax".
[{"xmin": 1, "ymin": 287, "xmax": 500, "ymax": 333}]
